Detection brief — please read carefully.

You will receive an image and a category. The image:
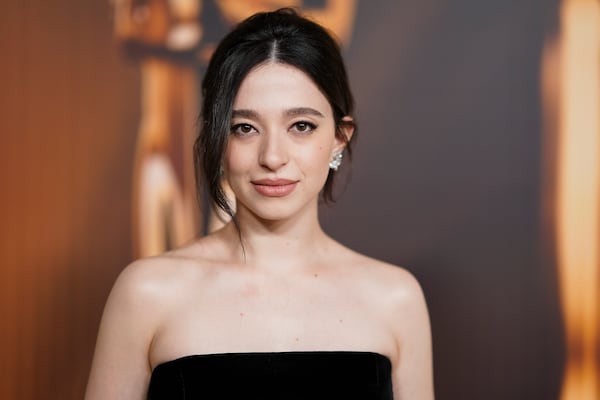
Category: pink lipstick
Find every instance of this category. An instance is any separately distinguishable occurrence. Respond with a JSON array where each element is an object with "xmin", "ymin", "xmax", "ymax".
[{"xmin": 251, "ymin": 179, "xmax": 298, "ymax": 197}]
